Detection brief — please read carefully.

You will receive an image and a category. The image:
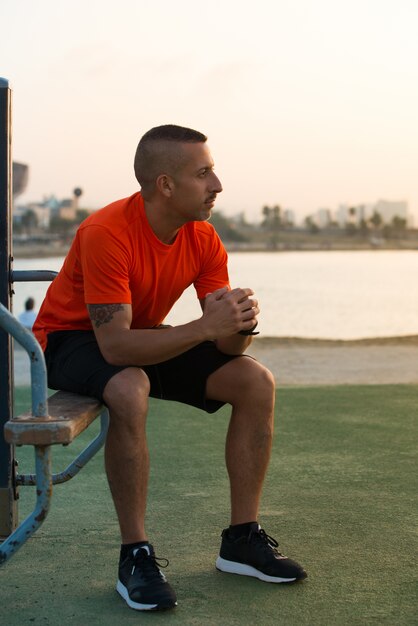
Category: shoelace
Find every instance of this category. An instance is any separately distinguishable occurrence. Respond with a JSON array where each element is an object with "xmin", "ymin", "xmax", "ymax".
[
  {"xmin": 248, "ymin": 528, "xmax": 285, "ymax": 557},
  {"xmin": 131, "ymin": 549, "xmax": 170, "ymax": 580}
]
